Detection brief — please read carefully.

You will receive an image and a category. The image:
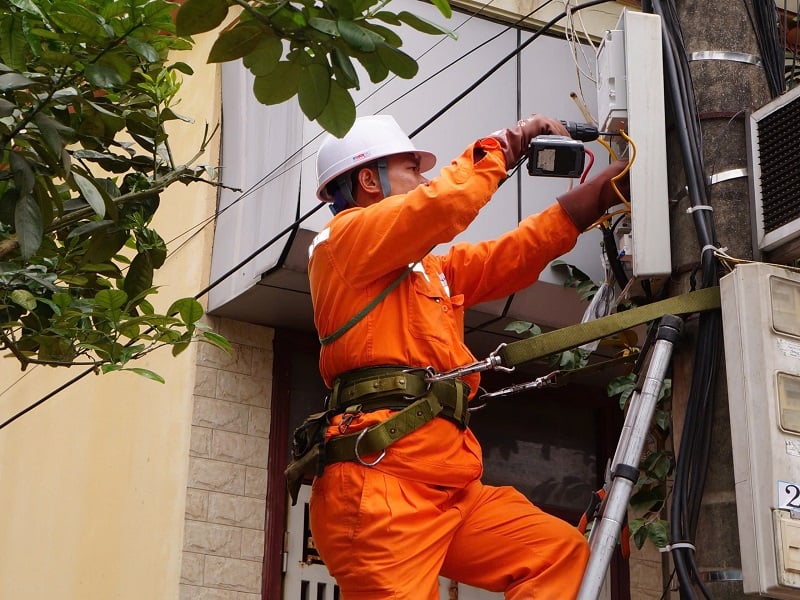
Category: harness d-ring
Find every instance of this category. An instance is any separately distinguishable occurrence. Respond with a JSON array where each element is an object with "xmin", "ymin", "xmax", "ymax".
[{"xmin": 354, "ymin": 427, "xmax": 386, "ymax": 466}]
